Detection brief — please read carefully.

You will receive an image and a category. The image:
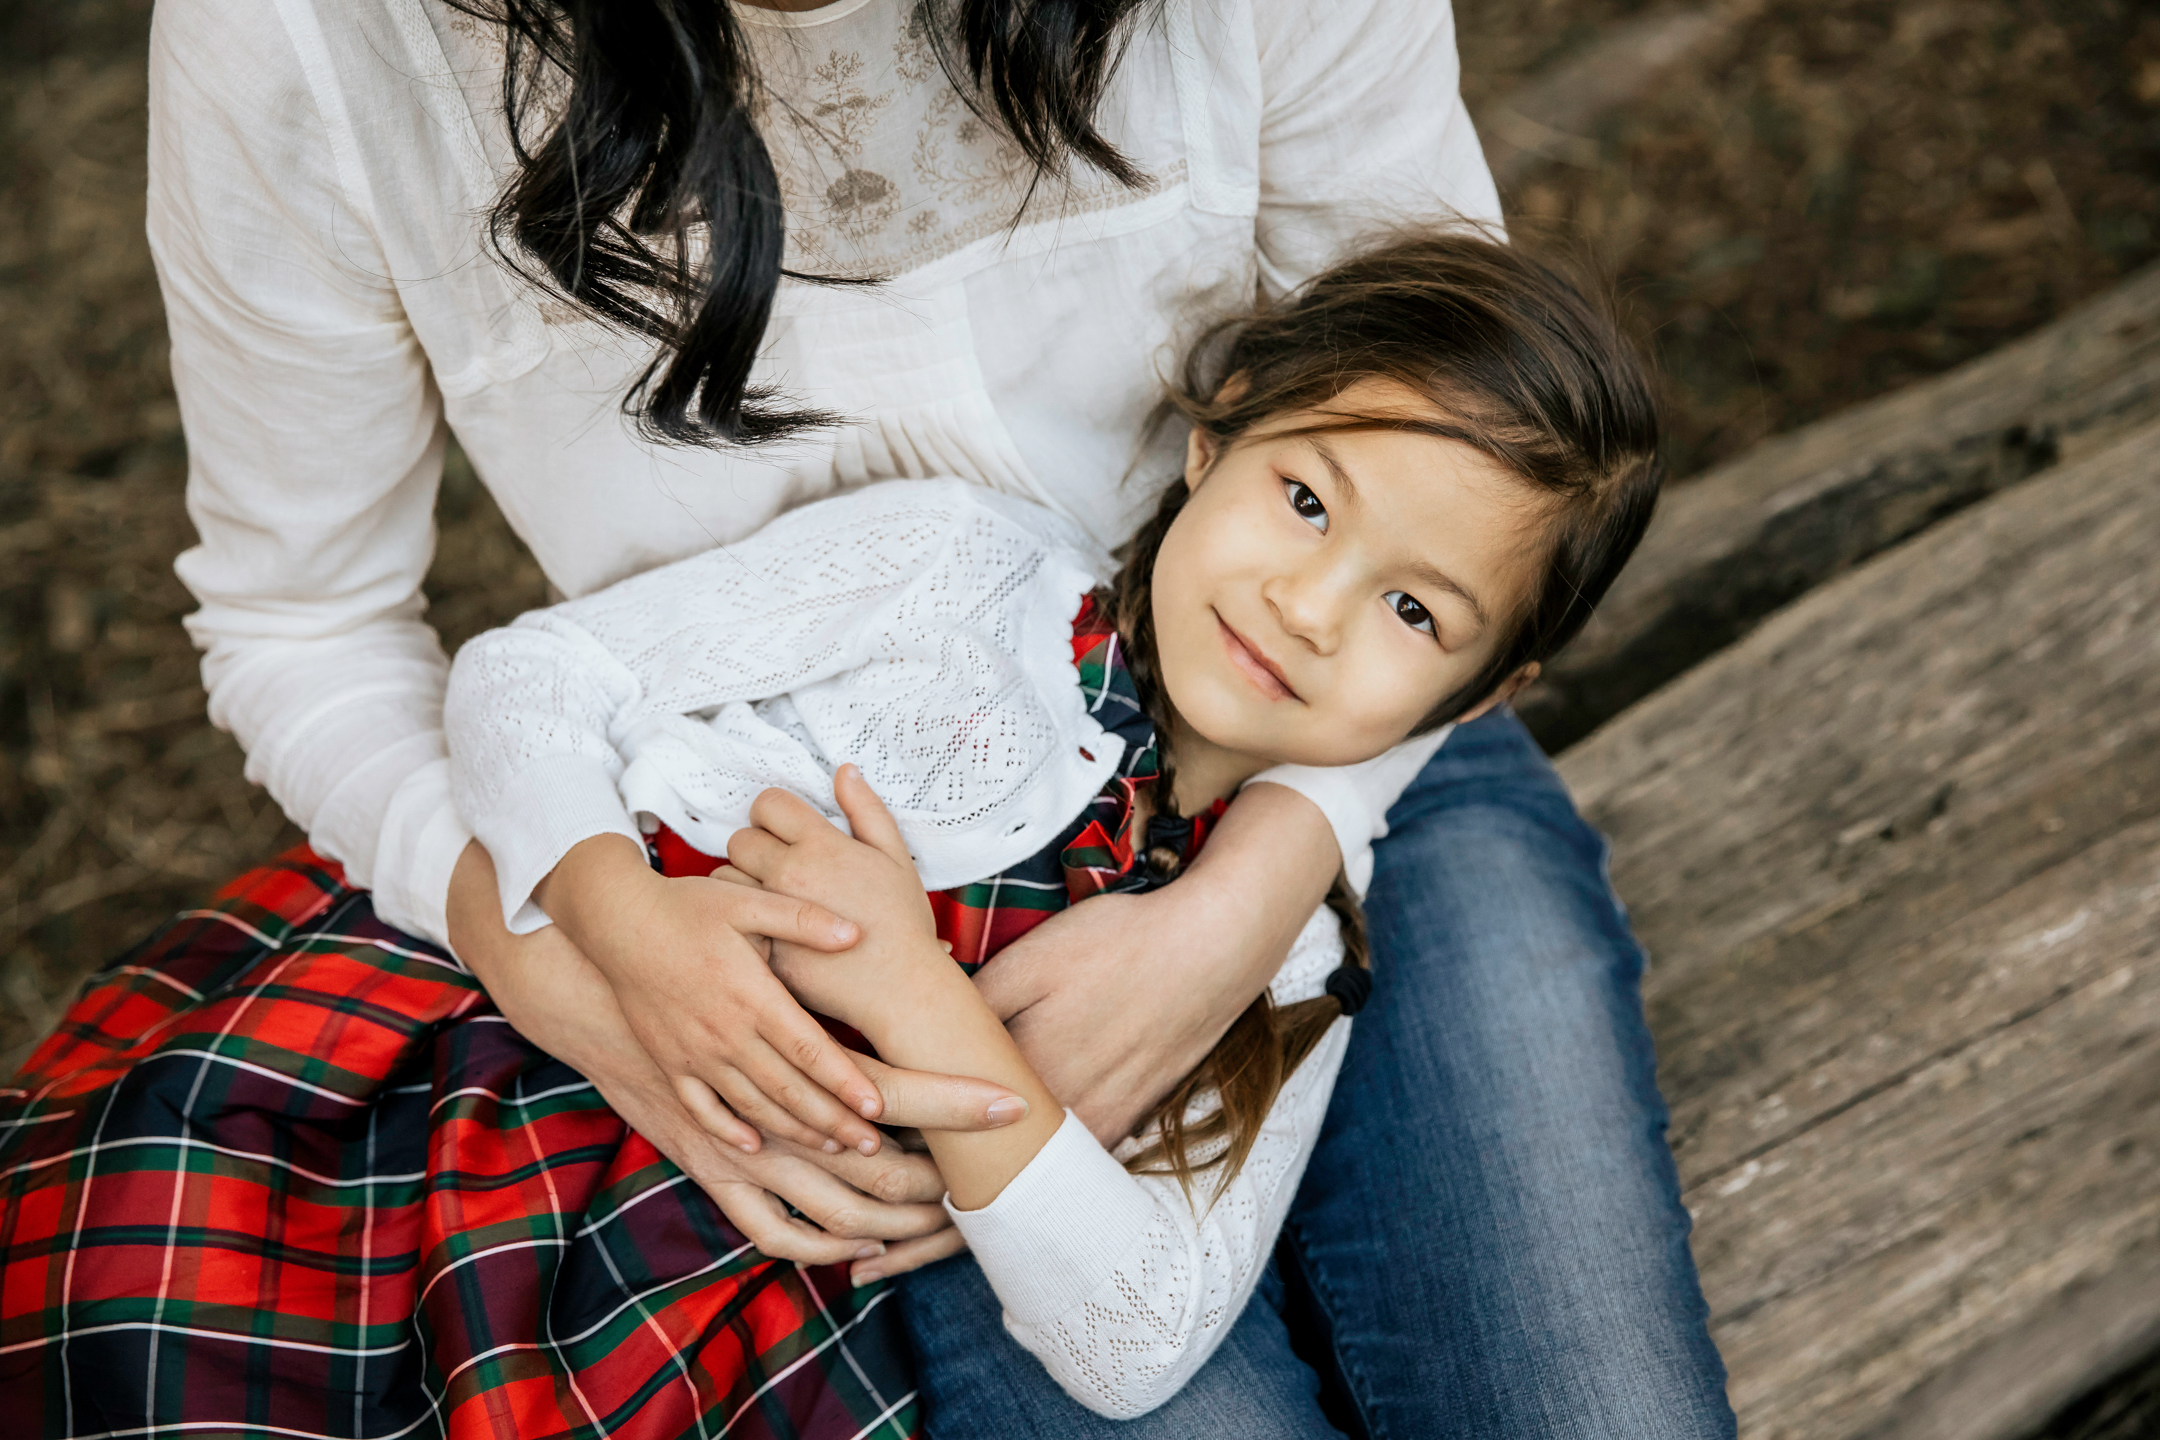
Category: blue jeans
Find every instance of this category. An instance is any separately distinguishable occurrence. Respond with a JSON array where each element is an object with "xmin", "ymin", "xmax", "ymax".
[{"xmin": 898, "ymin": 708, "xmax": 1735, "ymax": 1437}]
